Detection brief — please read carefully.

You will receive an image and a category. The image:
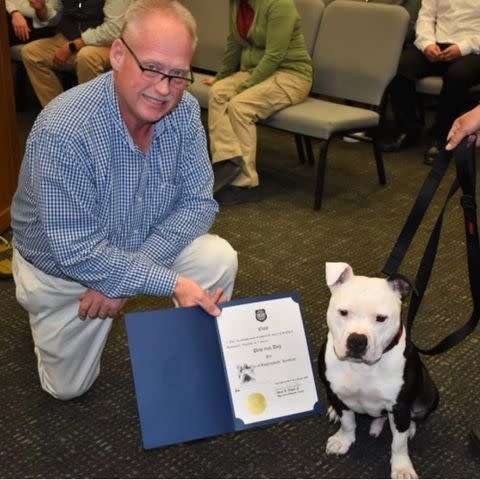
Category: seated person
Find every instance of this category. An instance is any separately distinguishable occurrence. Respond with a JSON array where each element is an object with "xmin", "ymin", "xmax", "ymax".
[
  {"xmin": 202, "ymin": 0, "xmax": 312, "ymax": 206},
  {"xmin": 11, "ymin": 0, "xmax": 238, "ymax": 401},
  {"xmin": 21, "ymin": 0, "xmax": 131, "ymax": 107},
  {"xmin": 381, "ymin": 0, "xmax": 480, "ymax": 165},
  {"xmin": 6, "ymin": 0, "xmax": 54, "ymax": 45}
]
